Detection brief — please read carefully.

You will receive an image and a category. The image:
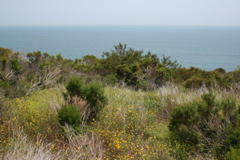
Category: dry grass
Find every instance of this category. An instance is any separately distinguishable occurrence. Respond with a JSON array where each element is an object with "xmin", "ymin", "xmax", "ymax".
[{"xmin": 2, "ymin": 130, "xmax": 61, "ymax": 160}]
